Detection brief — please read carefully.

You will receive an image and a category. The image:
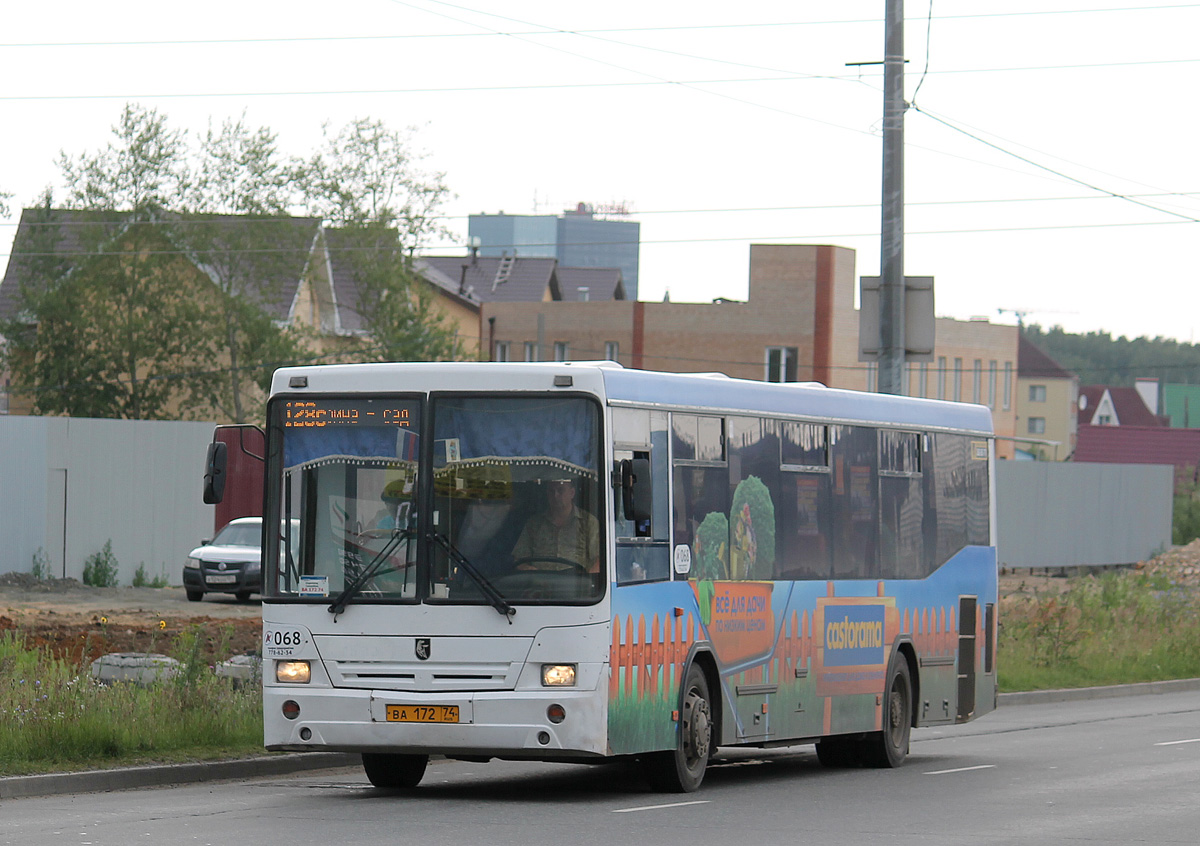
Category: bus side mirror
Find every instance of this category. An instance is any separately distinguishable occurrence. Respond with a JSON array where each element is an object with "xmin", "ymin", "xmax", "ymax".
[
  {"xmin": 203, "ymin": 441, "xmax": 228, "ymax": 505},
  {"xmin": 620, "ymin": 458, "xmax": 651, "ymax": 525}
]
